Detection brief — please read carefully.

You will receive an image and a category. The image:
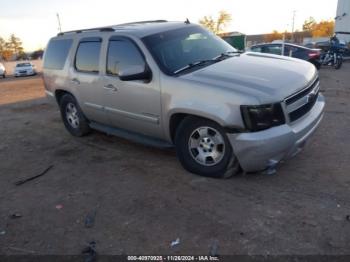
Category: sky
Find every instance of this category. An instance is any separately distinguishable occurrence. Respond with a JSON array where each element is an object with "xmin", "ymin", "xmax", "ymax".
[{"xmin": 0, "ymin": 0, "xmax": 338, "ymax": 51}]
